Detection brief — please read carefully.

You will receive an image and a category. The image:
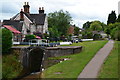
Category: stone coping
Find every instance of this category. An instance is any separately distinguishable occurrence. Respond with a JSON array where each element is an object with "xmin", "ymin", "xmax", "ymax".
[
  {"xmin": 46, "ymin": 46, "xmax": 82, "ymax": 50},
  {"xmin": 12, "ymin": 46, "xmax": 82, "ymax": 50}
]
